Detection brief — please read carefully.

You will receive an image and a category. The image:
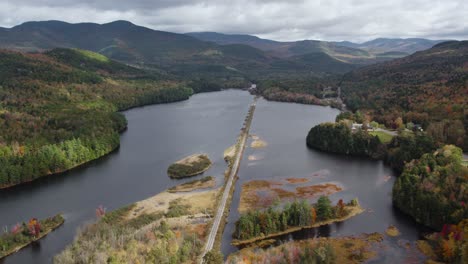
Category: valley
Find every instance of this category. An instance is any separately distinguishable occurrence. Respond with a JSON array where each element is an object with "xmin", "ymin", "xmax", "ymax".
[
  {"xmin": 0, "ymin": 91, "xmax": 439, "ymax": 263},
  {"xmin": 0, "ymin": 15, "xmax": 466, "ymax": 264}
]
